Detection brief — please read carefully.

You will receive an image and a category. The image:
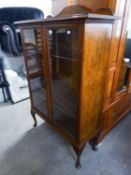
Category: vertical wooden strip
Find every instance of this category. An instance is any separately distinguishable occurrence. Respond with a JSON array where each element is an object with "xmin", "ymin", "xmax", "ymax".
[{"xmin": 41, "ymin": 26, "xmax": 54, "ymax": 120}]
